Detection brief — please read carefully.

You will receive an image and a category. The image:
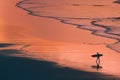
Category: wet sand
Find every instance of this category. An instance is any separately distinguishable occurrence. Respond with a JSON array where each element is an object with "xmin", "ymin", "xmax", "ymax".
[
  {"xmin": 17, "ymin": 0, "xmax": 120, "ymax": 53},
  {"xmin": 0, "ymin": 0, "xmax": 120, "ymax": 79},
  {"xmin": 0, "ymin": 50, "xmax": 119, "ymax": 80}
]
